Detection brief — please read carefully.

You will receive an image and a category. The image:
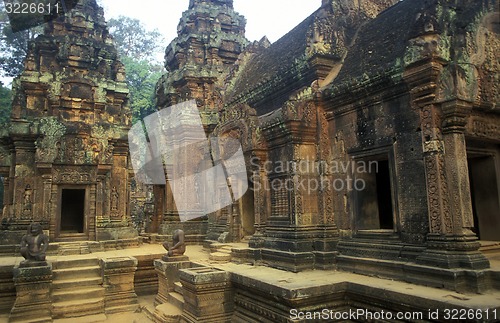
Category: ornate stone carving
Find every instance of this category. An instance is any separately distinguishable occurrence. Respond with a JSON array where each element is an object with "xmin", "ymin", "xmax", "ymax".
[
  {"xmin": 53, "ymin": 169, "xmax": 94, "ymax": 184},
  {"xmin": 20, "ymin": 222, "xmax": 49, "ymax": 265},
  {"xmin": 162, "ymin": 229, "xmax": 186, "ymax": 257},
  {"xmin": 21, "ymin": 185, "xmax": 33, "ymax": 220}
]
